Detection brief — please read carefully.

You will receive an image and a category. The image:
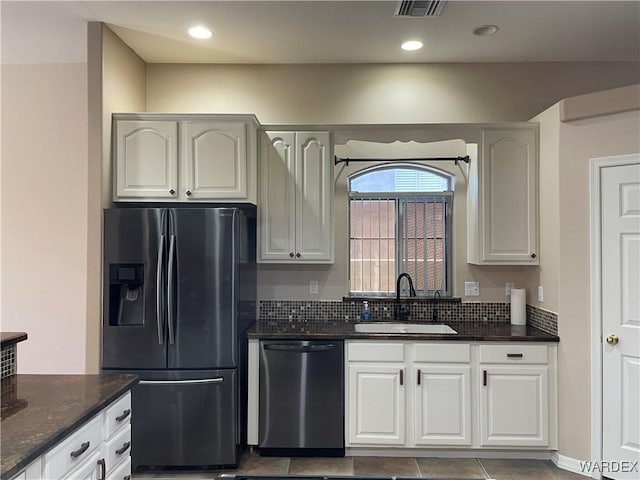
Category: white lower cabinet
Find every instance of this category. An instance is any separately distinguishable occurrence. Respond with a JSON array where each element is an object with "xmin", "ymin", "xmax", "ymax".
[
  {"xmin": 347, "ymin": 364, "xmax": 405, "ymax": 445},
  {"xmin": 478, "ymin": 344, "xmax": 550, "ymax": 447},
  {"xmin": 102, "ymin": 392, "xmax": 132, "ymax": 479},
  {"xmin": 346, "ymin": 341, "xmax": 471, "ymax": 448},
  {"xmin": 345, "ymin": 341, "xmax": 557, "ymax": 451},
  {"xmin": 12, "ymin": 391, "xmax": 132, "ymax": 480}
]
